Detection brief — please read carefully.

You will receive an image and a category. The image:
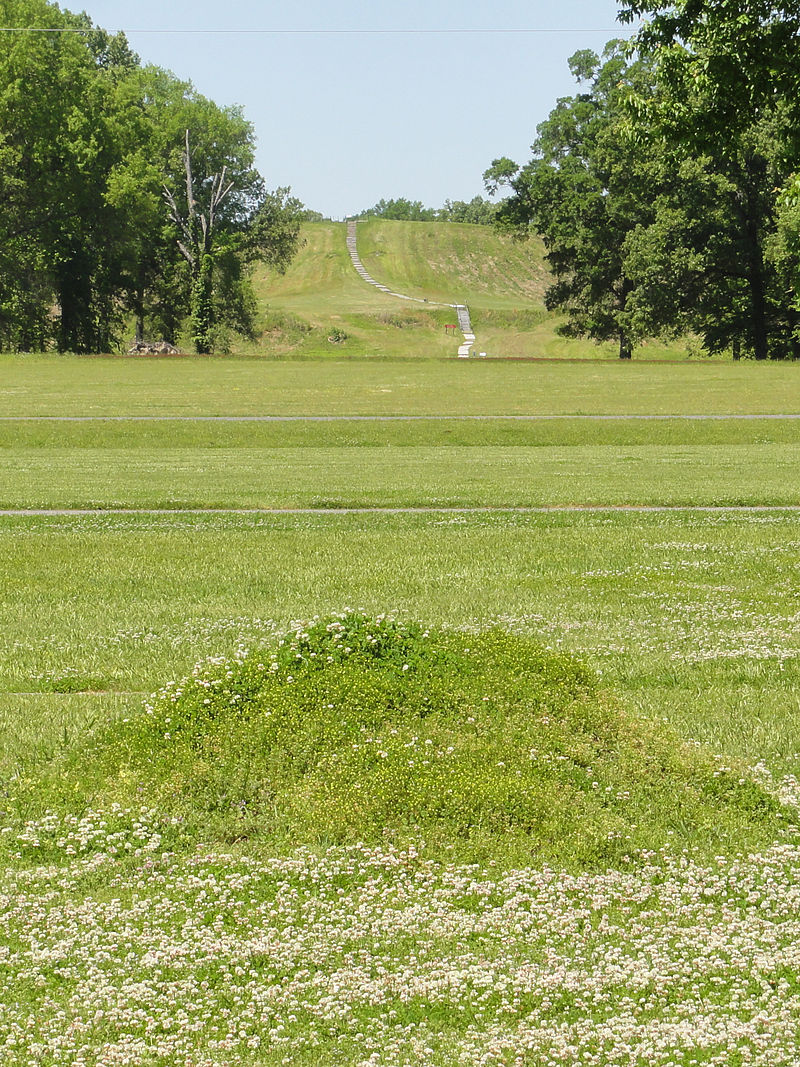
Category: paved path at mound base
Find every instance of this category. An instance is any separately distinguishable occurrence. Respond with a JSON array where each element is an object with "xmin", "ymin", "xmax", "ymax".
[
  {"xmin": 4, "ymin": 414, "xmax": 800, "ymax": 422},
  {"xmin": 4, "ymin": 506, "xmax": 800, "ymax": 516}
]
